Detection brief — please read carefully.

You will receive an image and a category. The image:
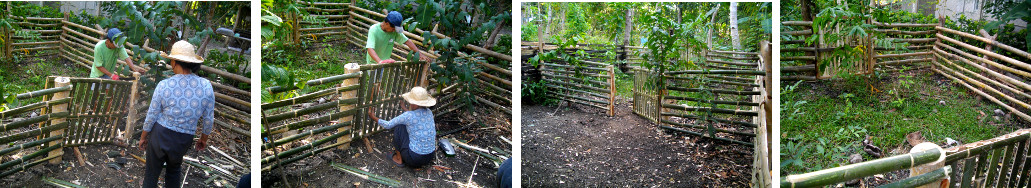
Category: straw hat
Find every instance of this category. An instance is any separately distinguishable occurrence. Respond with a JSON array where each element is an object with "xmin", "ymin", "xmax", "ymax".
[
  {"xmin": 160, "ymin": 40, "xmax": 204, "ymax": 64},
  {"xmin": 401, "ymin": 87, "xmax": 436, "ymax": 107}
]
